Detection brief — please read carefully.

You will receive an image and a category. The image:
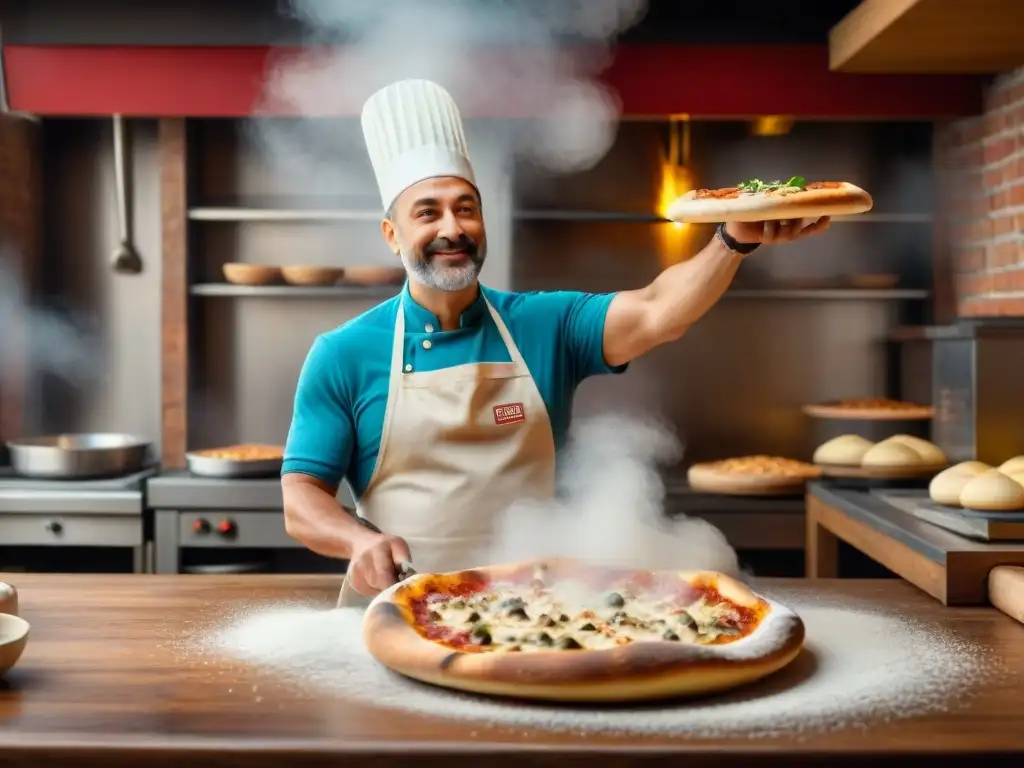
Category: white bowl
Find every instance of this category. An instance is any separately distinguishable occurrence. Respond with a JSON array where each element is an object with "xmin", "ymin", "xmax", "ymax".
[{"xmin": 0, "ymin": 613, "xmax": 30, "ymax": 677}]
